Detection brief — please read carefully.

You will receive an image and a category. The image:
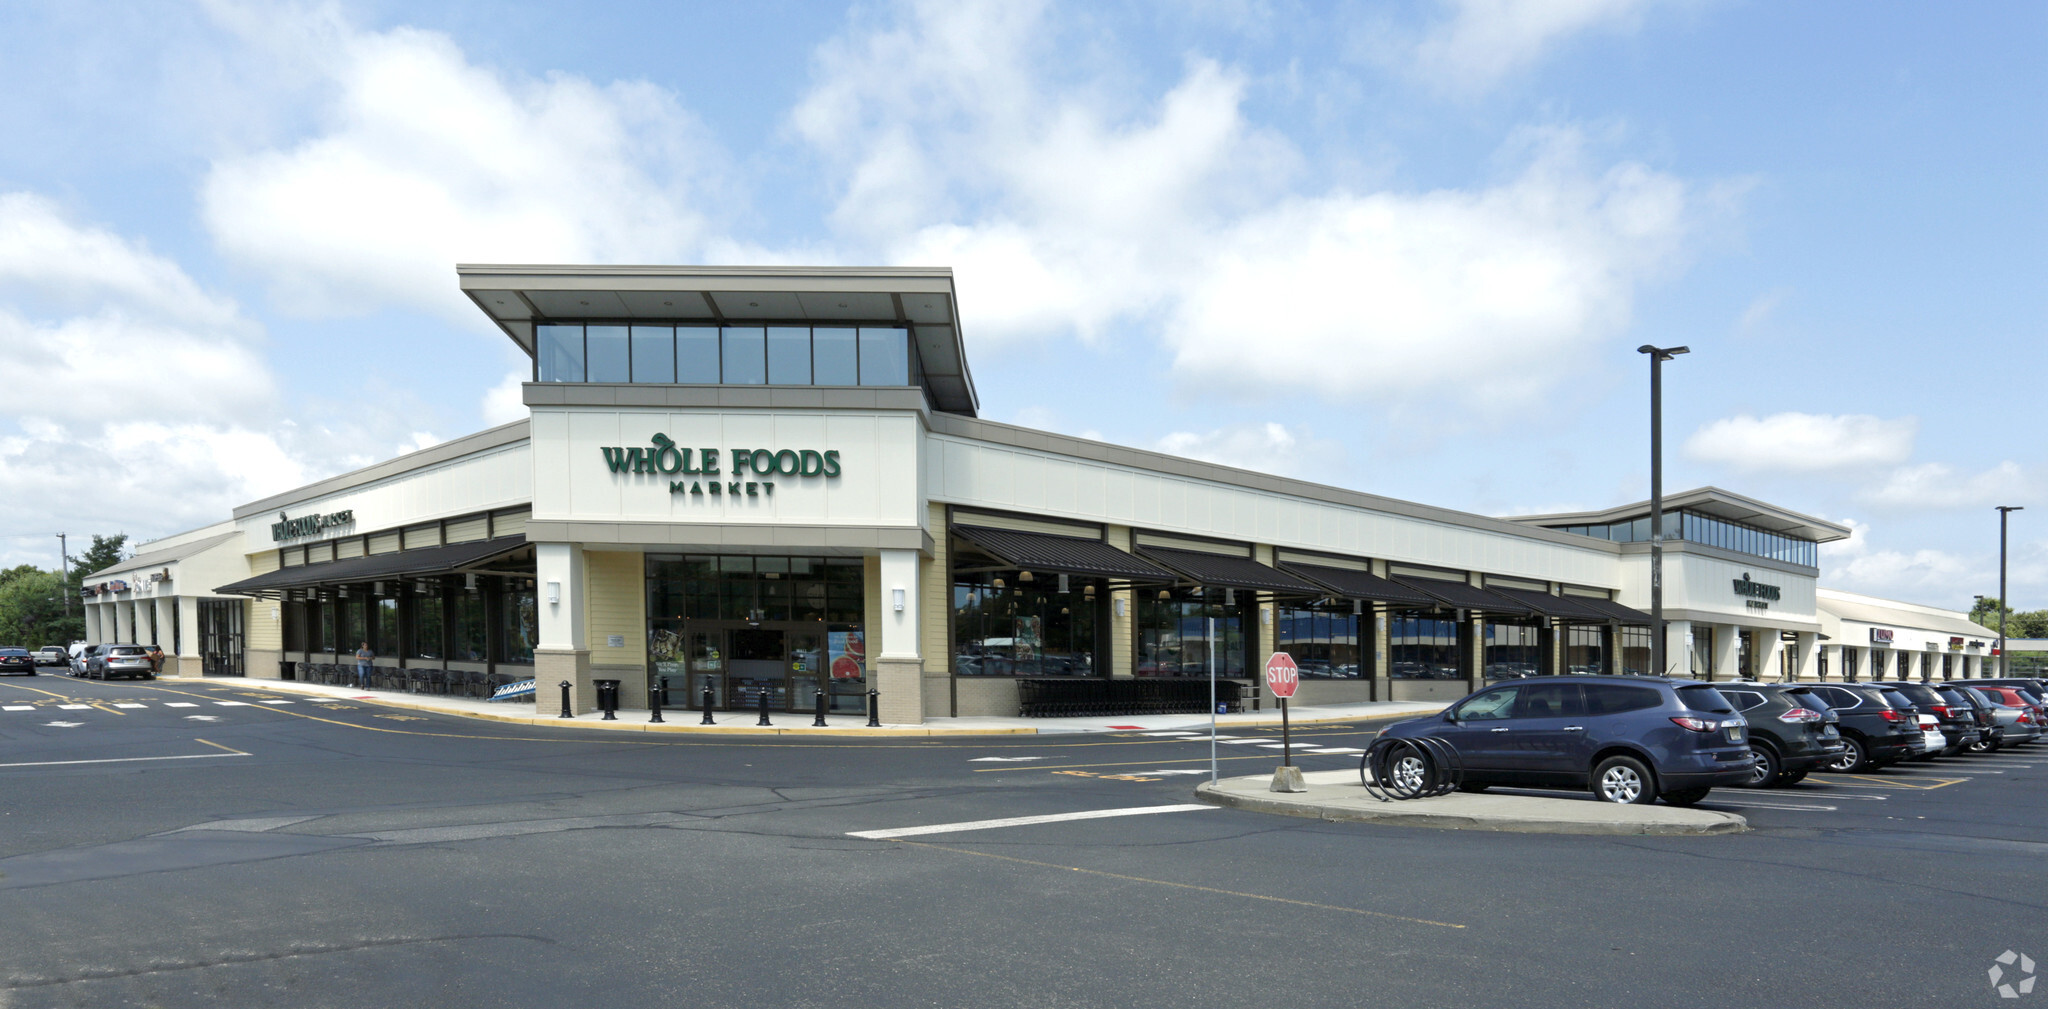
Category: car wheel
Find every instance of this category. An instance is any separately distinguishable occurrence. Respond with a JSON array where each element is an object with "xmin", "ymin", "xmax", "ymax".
[
  {"xmin": 1741, "ymin": 745, "xmax": 1779, "ymax": 788},
  {"xmin": 1662, "ymin": 787, "xmax": 1711, "ymax": 807},
  {"xmin": 1388, "ymin": 753, "xmax": 1429, "ymax": 793},
  {"xmin": 1828, "ymin": 737, "xmax": 1866, "ymax": 772},
  {"xmin": 1592, "ymin": 756, "xmax": 1656, "ymax": 805}
]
